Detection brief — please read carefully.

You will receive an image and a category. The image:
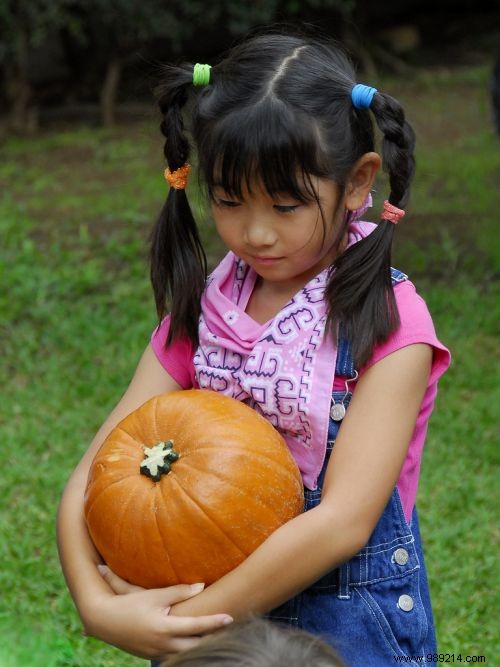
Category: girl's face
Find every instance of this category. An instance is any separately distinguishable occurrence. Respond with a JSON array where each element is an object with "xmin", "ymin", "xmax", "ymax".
[{"xmin": 211, "ymin": 176, "xmax": 344, "ymax": 292}]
